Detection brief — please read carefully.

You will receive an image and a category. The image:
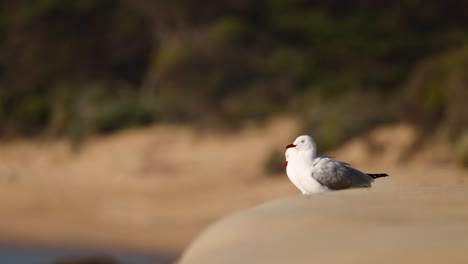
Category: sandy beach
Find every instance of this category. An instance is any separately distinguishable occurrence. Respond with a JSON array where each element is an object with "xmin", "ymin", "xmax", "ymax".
[{"xmin": 0, "ymin": 116, "xmax": 466, "ymax": 254}]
